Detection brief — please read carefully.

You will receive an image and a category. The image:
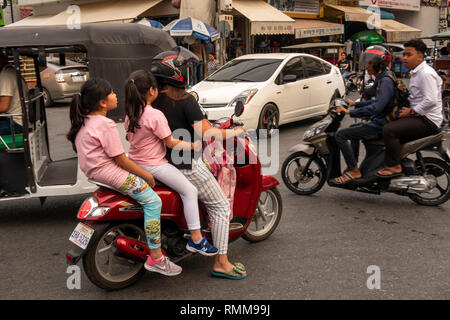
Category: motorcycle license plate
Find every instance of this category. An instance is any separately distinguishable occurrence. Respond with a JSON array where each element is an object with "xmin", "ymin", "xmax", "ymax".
[{"xmin": 69, "ymin": 223, "xmax": 94, "ymax": 250}]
